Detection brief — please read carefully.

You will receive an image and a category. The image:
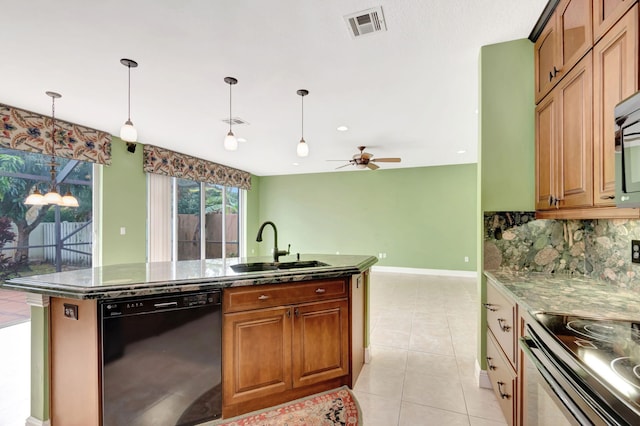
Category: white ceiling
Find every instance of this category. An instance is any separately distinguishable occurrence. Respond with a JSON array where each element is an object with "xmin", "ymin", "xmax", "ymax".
[{"xmin": 1, "ymin": 0, "xmax": 548, "ymax": 176}]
